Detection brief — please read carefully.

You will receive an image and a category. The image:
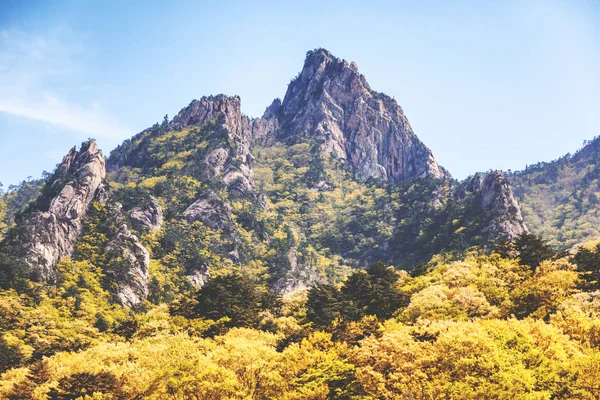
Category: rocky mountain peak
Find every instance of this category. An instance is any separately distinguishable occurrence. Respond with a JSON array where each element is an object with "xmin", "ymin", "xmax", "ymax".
[
  {"xmin": 295, "ymin": 48, "xmax": 361, "ymax": 91},
  {"xmin": 274, "ymin": 48, "xmax": 449, "ymax": 182},
  {"xmin": 172, "ymin": 95, "xmax": 256, "ymax": 193},
  {"xmin": 170, "ymin": 95, "xmax": 244, "ymax": 133},
  {"xmin": 262, "ymin": 98, "xmax": 282, "ymax": 120}
]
